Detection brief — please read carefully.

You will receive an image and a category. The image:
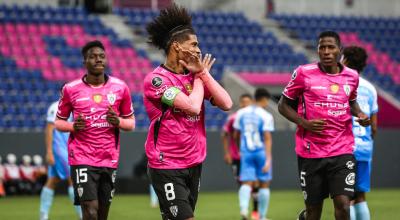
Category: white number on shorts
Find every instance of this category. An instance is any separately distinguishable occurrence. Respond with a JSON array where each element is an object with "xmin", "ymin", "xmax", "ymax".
[
  {"xmin": 75, "ymin": 168, "xmax": 88, "ymax": 184},
  {"xmin": 164, "ymin": 183, "xmax": 176, "ymax": 201},
  {"xmin": 300, "ymin": 171, "xmax": 306, "ymax": 187}
]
